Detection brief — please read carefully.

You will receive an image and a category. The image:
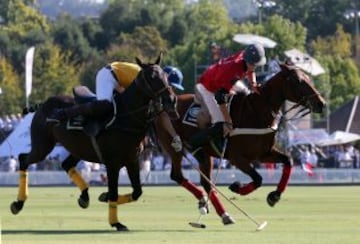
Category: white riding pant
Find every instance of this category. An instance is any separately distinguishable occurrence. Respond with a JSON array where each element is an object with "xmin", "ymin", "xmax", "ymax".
[
  {"xmin": 195, "ymin": 83, "xmax": 224, "ymax": 124},
  {"xmin": 95, "ymin": 67, "xmax": 118, "ymax": 102}
]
